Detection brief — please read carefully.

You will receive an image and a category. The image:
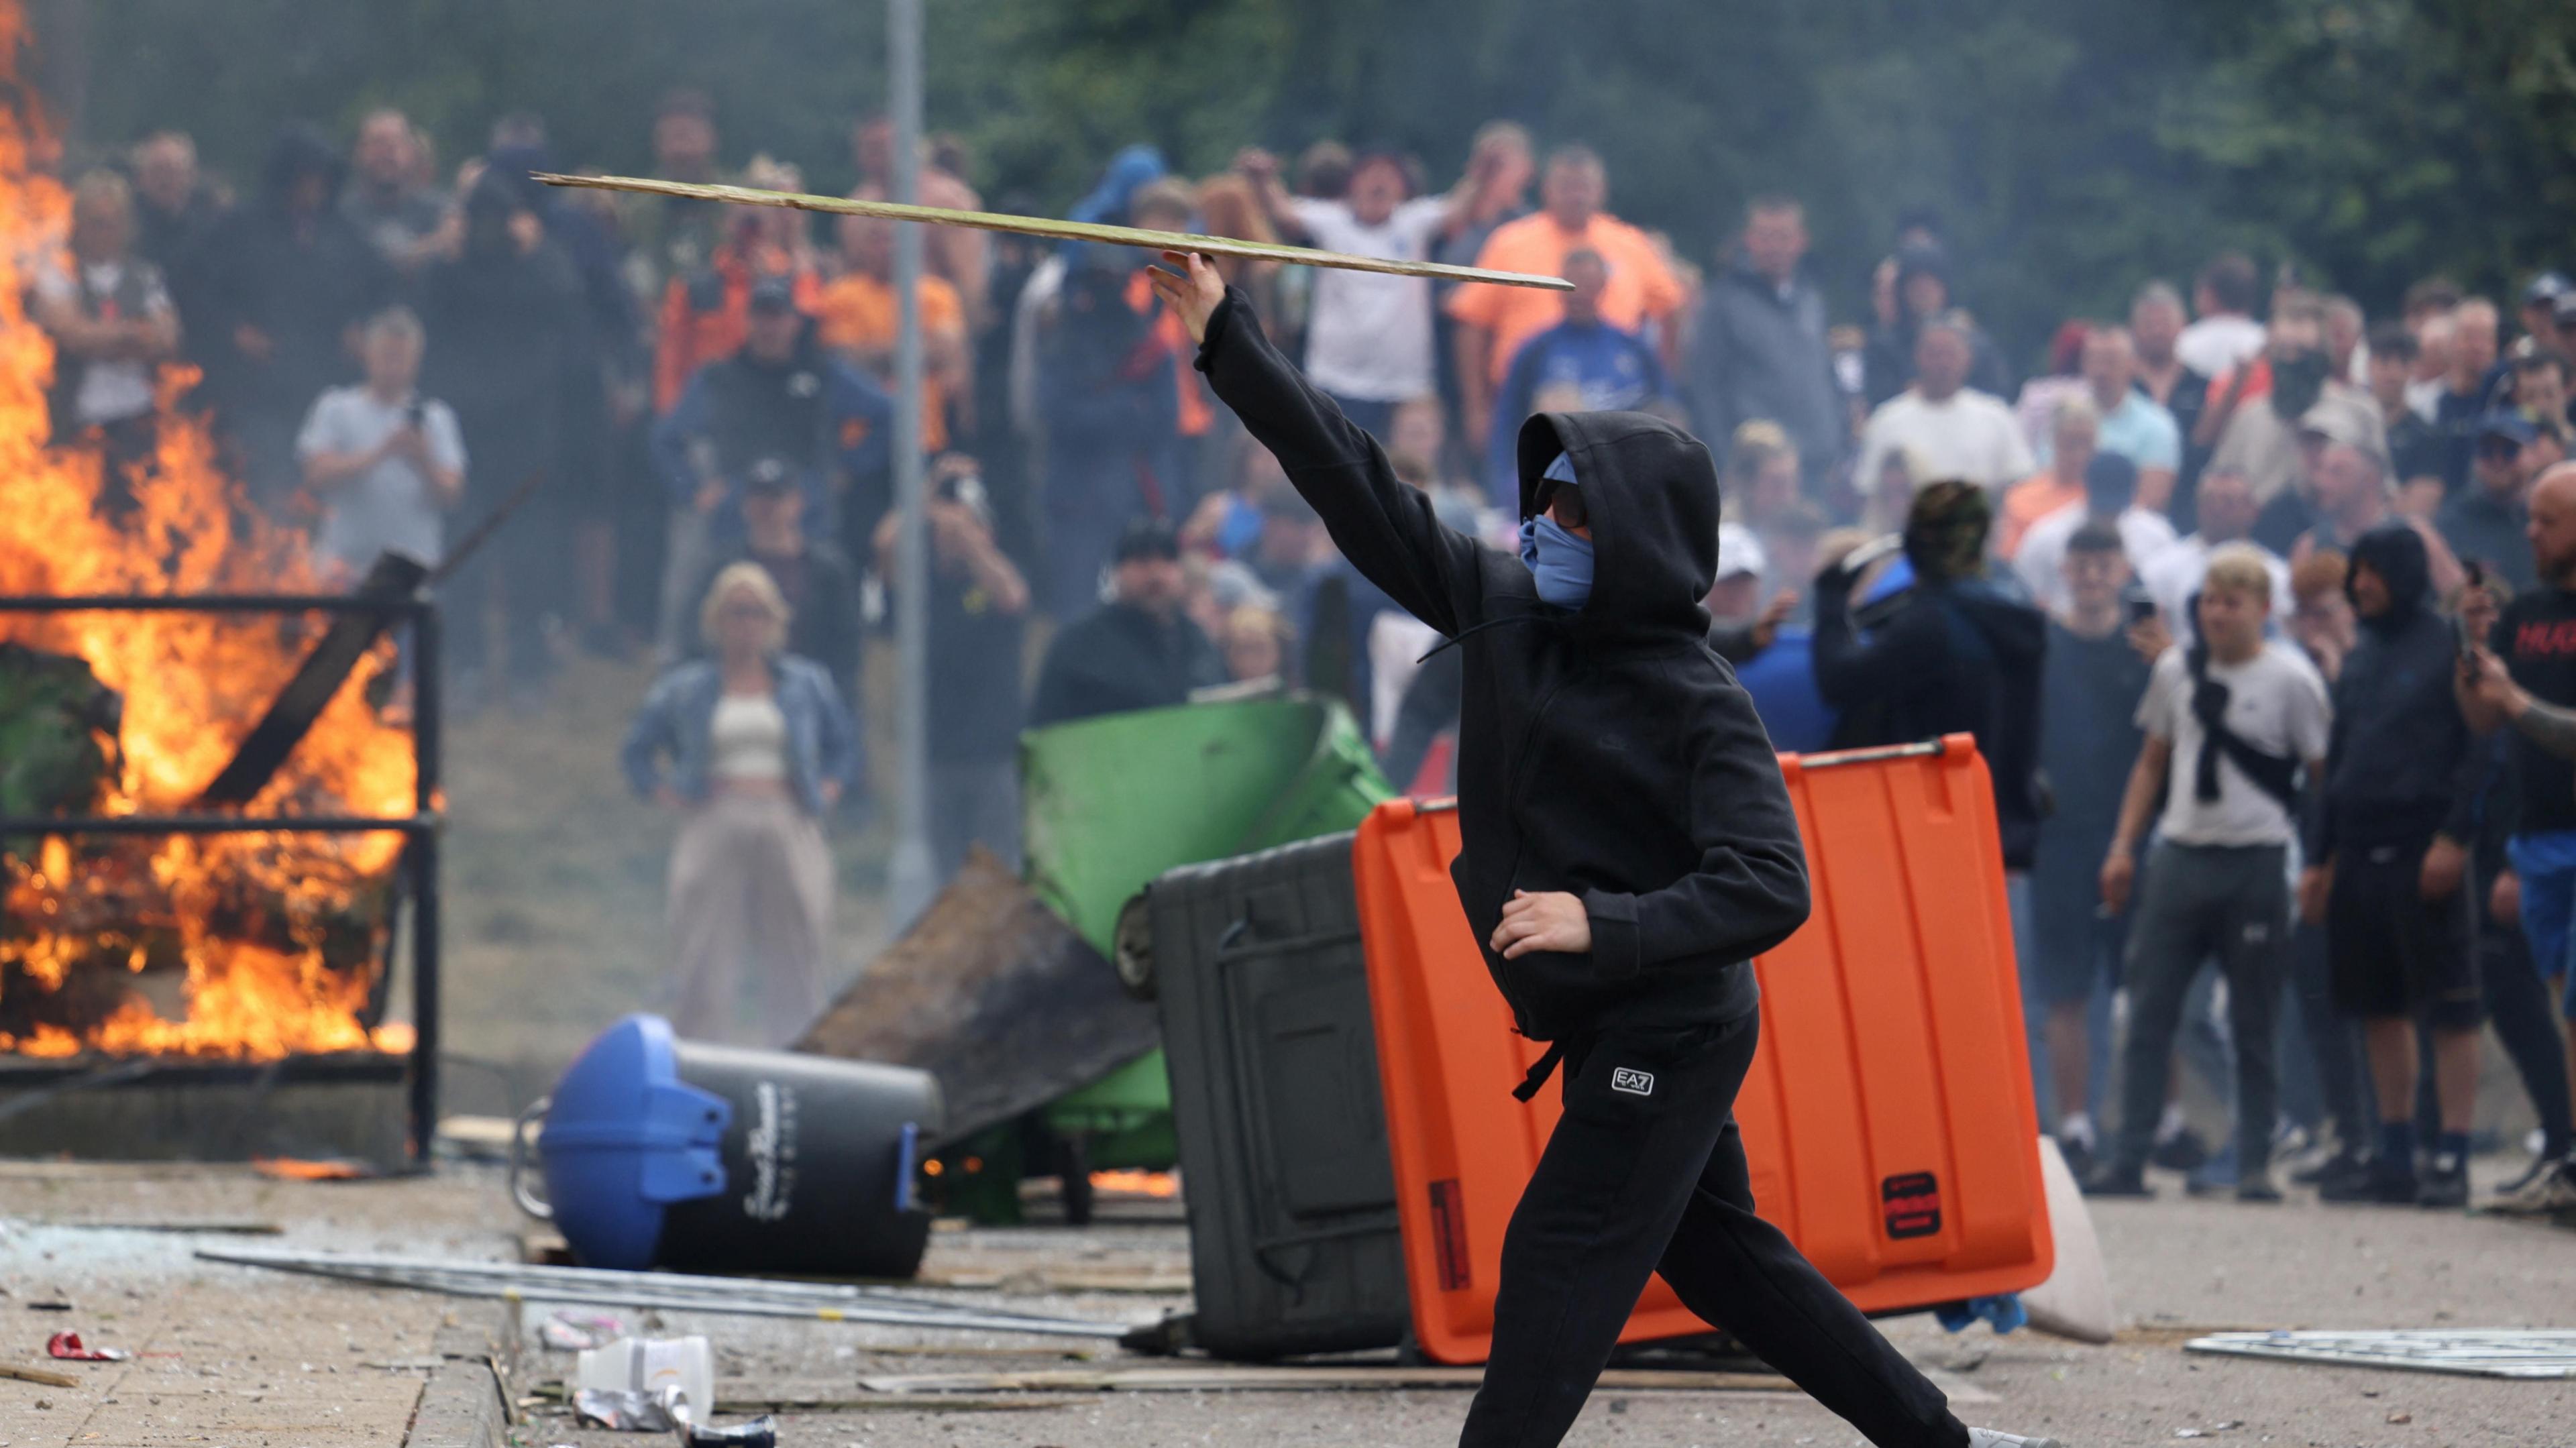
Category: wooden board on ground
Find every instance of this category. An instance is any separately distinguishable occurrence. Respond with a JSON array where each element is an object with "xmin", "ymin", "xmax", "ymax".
[{"xmin": 796, "ymin": 849, "xmax": 1157, "ymax": 1146}]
